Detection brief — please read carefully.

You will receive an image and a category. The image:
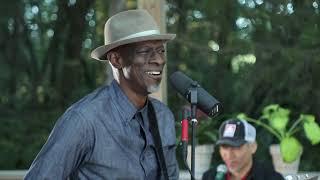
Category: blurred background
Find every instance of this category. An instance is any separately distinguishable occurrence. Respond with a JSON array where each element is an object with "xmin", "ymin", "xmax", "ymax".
[{"xmin": 0, "ymin": 0, "xmax": 319, "ymax": 174}]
